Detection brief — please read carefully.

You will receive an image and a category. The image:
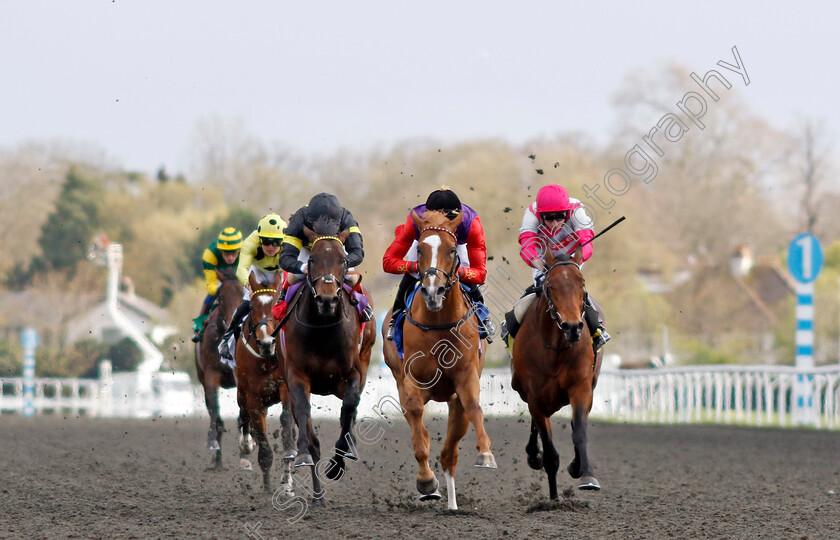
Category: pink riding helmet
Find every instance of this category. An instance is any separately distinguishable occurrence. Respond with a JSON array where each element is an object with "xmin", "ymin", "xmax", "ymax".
[{"xmin": 535, "ymin": 184, "xmax": 572, "ymax": 214}]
